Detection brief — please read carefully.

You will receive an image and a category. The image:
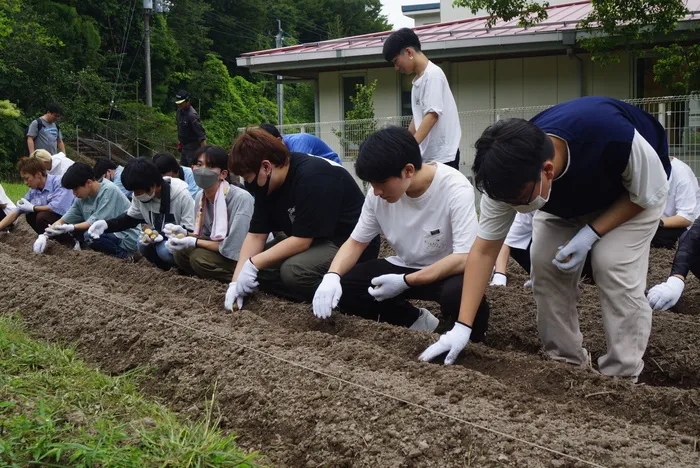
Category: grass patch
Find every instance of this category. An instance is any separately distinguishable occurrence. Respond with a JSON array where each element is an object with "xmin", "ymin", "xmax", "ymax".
[
  {"xmin": 0, "ymin": 316, "xmax": 260, "ymax": 468},
  {"xmin": 1, "ymin": 182, "xmax": 26, "ymax": 203}
]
